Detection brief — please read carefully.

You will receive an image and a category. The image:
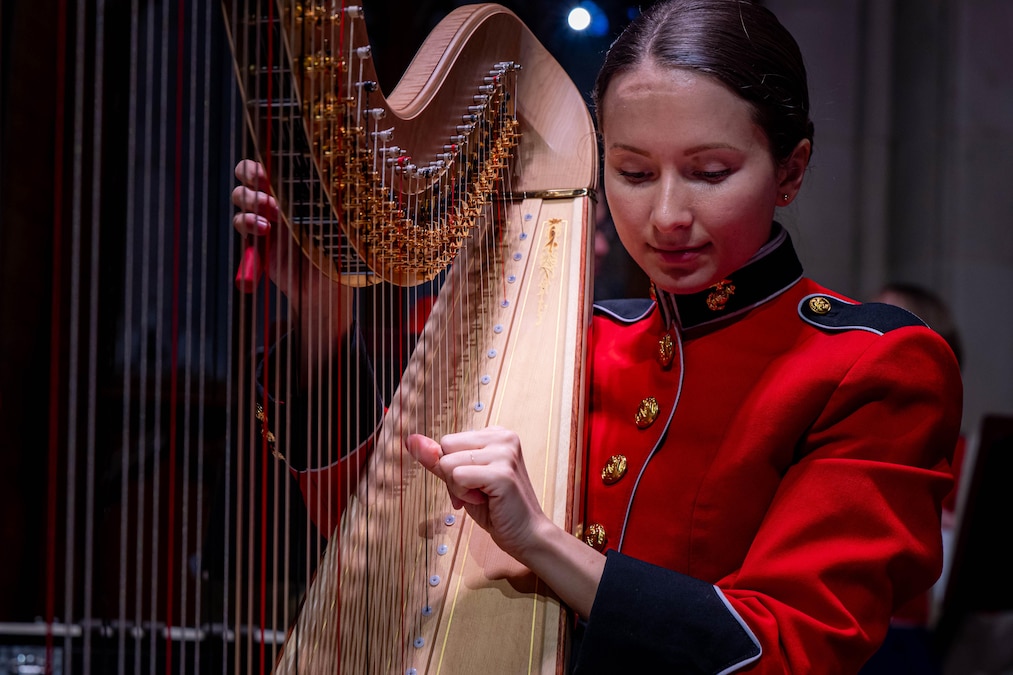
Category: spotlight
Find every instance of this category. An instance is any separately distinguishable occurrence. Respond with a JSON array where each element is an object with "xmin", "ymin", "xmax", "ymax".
[
  {"xmin": 566, "ymin": 2, "xmax": 609, "ymax": 37},
  {"xmin": 567, "ymin": 6, "xmax": 592, "ymax": 31}
]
